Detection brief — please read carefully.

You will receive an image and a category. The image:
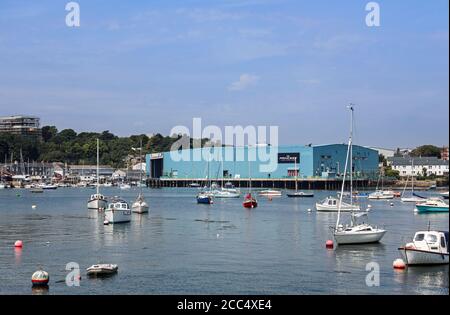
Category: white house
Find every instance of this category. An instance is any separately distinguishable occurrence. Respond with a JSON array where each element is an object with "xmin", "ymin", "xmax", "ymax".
[{"xmin": 387, "ymin": 157, "xmax": 449, "ymax": 177}]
